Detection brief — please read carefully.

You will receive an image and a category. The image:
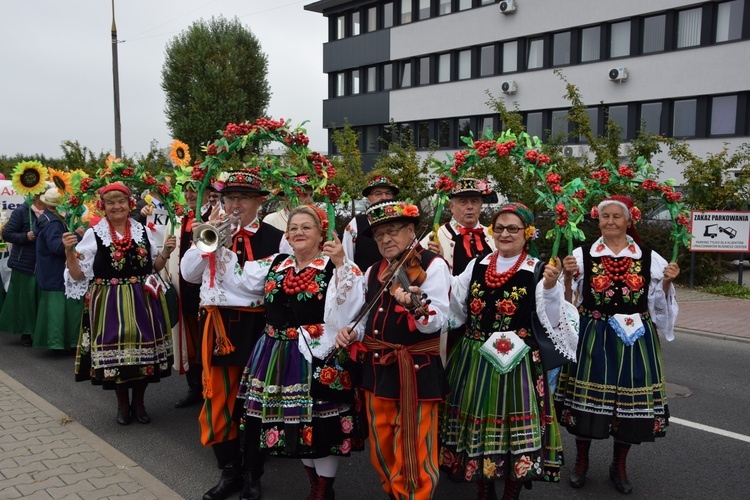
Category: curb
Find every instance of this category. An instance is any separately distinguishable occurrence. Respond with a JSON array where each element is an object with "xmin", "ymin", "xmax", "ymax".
[
  {"xmin": 673, "ymin": 327, "xmax": 750, "ymax": 344},
  {"xmin": 0, "ymin": 369, "xmax": 183, "ymax": 500}
]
